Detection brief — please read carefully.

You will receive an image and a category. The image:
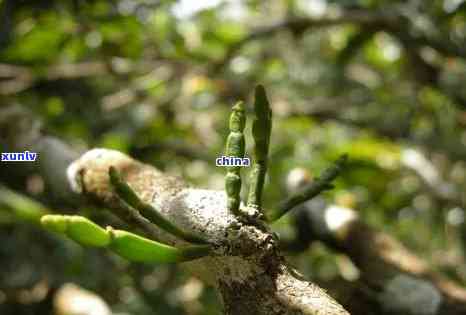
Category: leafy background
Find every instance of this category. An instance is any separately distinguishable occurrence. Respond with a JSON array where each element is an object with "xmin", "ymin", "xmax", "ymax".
[{"xmin": 0, "ymin": 0, "xmax": 465, "ymax": 314}]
